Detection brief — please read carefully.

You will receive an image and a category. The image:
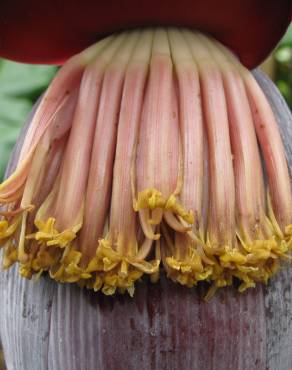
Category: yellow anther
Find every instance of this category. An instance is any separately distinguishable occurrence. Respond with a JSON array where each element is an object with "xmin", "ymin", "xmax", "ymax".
[
  {"xmin": 28, "ymin": 217, "xmax": 79, "ymax": 248},
  {"xmin": 165, "ymin": 195, "xmax": 194, "ymax": 224},
  {"xmin": 0, "ymin": 218, "xmax": 20, "ymax": 240},
  {"xmin": 134, "ymin": 188, "xmax": 165, "ymax": 211}
]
